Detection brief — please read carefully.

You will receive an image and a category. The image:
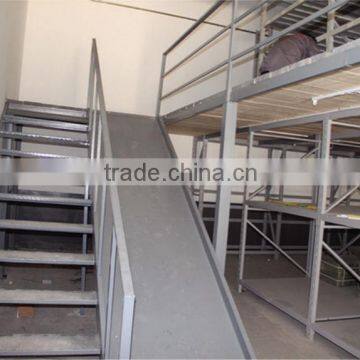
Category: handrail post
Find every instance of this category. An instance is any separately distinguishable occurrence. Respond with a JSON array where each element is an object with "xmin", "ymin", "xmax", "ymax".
[
  {"xmin": 87, "ymin": 39, "xmax": 96, "ymax": 111},
  {"xmin": 156, "ymin": 54, "xmax": 167, "ymax": 120},
  {"xmin": 326, "ymin": 0, "xmax": 336, "ymax": 51},
  {"xmin": 257, "ymin": 2, "xmax": 268, "ymax": 75}
]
